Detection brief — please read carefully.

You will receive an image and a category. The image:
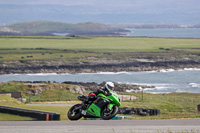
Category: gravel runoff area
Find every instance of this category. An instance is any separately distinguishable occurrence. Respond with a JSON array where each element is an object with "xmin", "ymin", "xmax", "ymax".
[{"xmin": 0, "ymin": 119, "xmax": 200, "ymax": 133}]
